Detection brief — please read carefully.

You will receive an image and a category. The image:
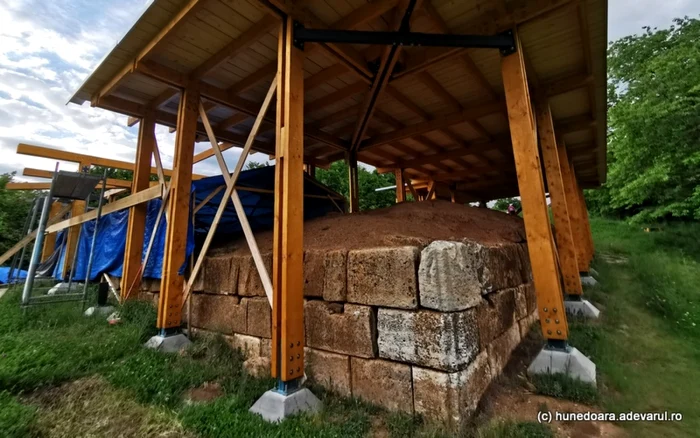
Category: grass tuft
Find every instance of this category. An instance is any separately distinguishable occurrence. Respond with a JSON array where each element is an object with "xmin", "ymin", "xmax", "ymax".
[
  {"xmin": 531, "ymin": 373, "xmax": 598, "ymax": 404},
  {"xmin": 0, "ymin": 391, "xmax": 37, "ymax": 438},
  {"xmin": 476, "ymin": 419, "xmax": 554, "ymax": 438}
]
